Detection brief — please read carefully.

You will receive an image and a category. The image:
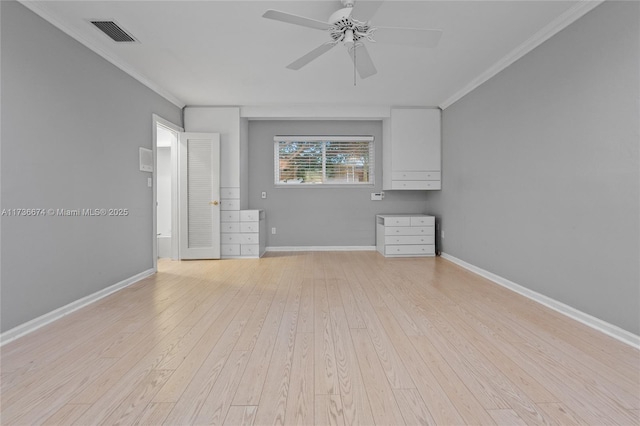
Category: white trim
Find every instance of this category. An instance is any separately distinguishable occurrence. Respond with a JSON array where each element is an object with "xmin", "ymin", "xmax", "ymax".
[
  {"xmin": 154, "ymin": 115, "xmax": 184, "ymax": 133},
  {"xmin": 440, "ymin": 253, "xmax": 640, "ymax": 349},
  {"xmin": 439, "ymin": 0, "xmax": 604, "ymax": 110},
  {"xmin": 0, "ymin": 0, "xmax": 3, "ymax": 331},
  {"xmin": 18, "ymin": 1, "xmax": 185, "ymax": 109},
  {"xmin": 241, "ymin": 105, "xmax": 391, "ymax": 119},
  {"xmin": 274, "ymin": 136, "xmax": 374, "ymax": 143},
  {"xmin": 0, "ymin": 269, "xmax": 155, "ymax": 347},
  {"xmin": 266, "ymin": 246, "xmax": 376, "ymax": 252}
]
